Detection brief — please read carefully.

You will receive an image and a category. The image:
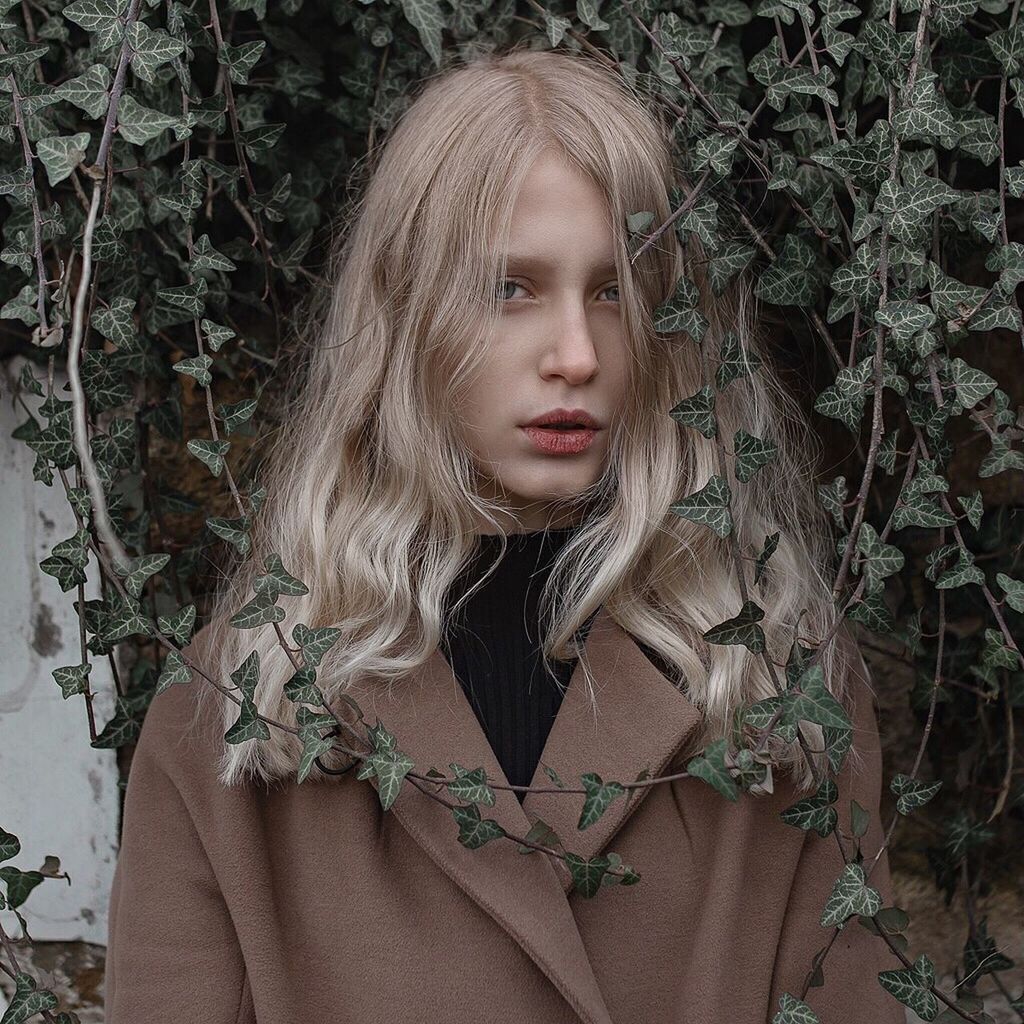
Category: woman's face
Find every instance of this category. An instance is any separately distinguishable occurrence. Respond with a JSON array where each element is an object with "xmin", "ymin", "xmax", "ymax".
[{"xmin": 461, "ymin": 148, "xmax": 629, "ymax": 533}]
